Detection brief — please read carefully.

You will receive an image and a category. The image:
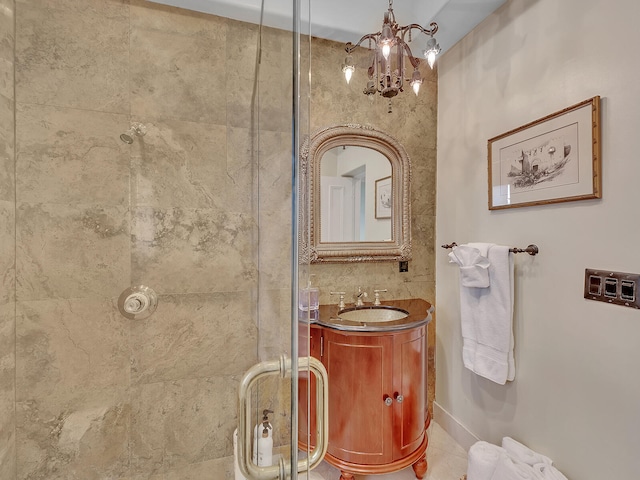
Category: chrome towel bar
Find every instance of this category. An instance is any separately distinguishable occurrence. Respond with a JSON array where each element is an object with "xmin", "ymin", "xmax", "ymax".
[{"xmin": 441, "ymin": 242, "xmax": 539, "ymax": 256}]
